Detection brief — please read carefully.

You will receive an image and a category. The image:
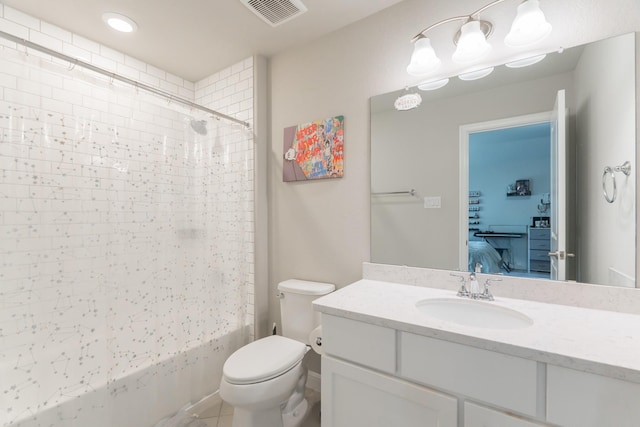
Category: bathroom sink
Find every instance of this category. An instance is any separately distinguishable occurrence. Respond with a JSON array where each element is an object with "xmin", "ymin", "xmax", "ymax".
[{"xmin": 415, "ymin": 298, "xmax": 533, "ymax": 329}]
